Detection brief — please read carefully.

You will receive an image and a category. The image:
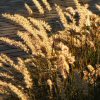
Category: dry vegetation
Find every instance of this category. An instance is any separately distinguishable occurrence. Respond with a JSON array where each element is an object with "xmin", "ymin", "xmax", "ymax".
[{"xmin": 0, "ymin": 0, "xmax": 100, "ymax": 100}]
